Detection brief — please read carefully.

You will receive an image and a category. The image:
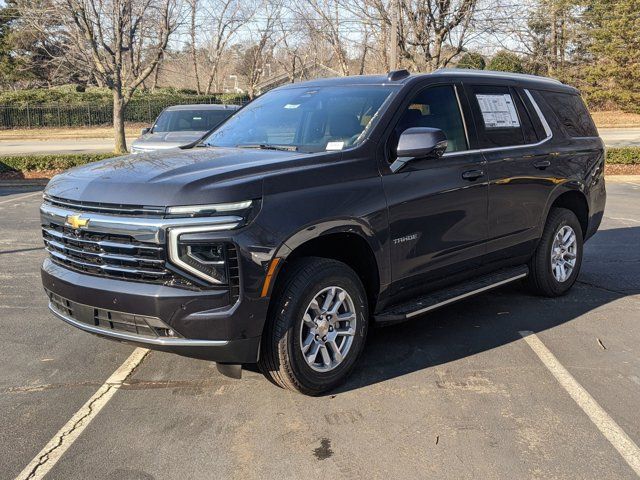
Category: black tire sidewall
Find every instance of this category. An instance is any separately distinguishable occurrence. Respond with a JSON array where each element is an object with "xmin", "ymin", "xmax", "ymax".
[
  {"xmin": 281, "ymin": 263, "xmax": 368, "ymax": 393},
  {"xmin": 539, "ymin": 210, "xmax": 584, "ymax": 295}
]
